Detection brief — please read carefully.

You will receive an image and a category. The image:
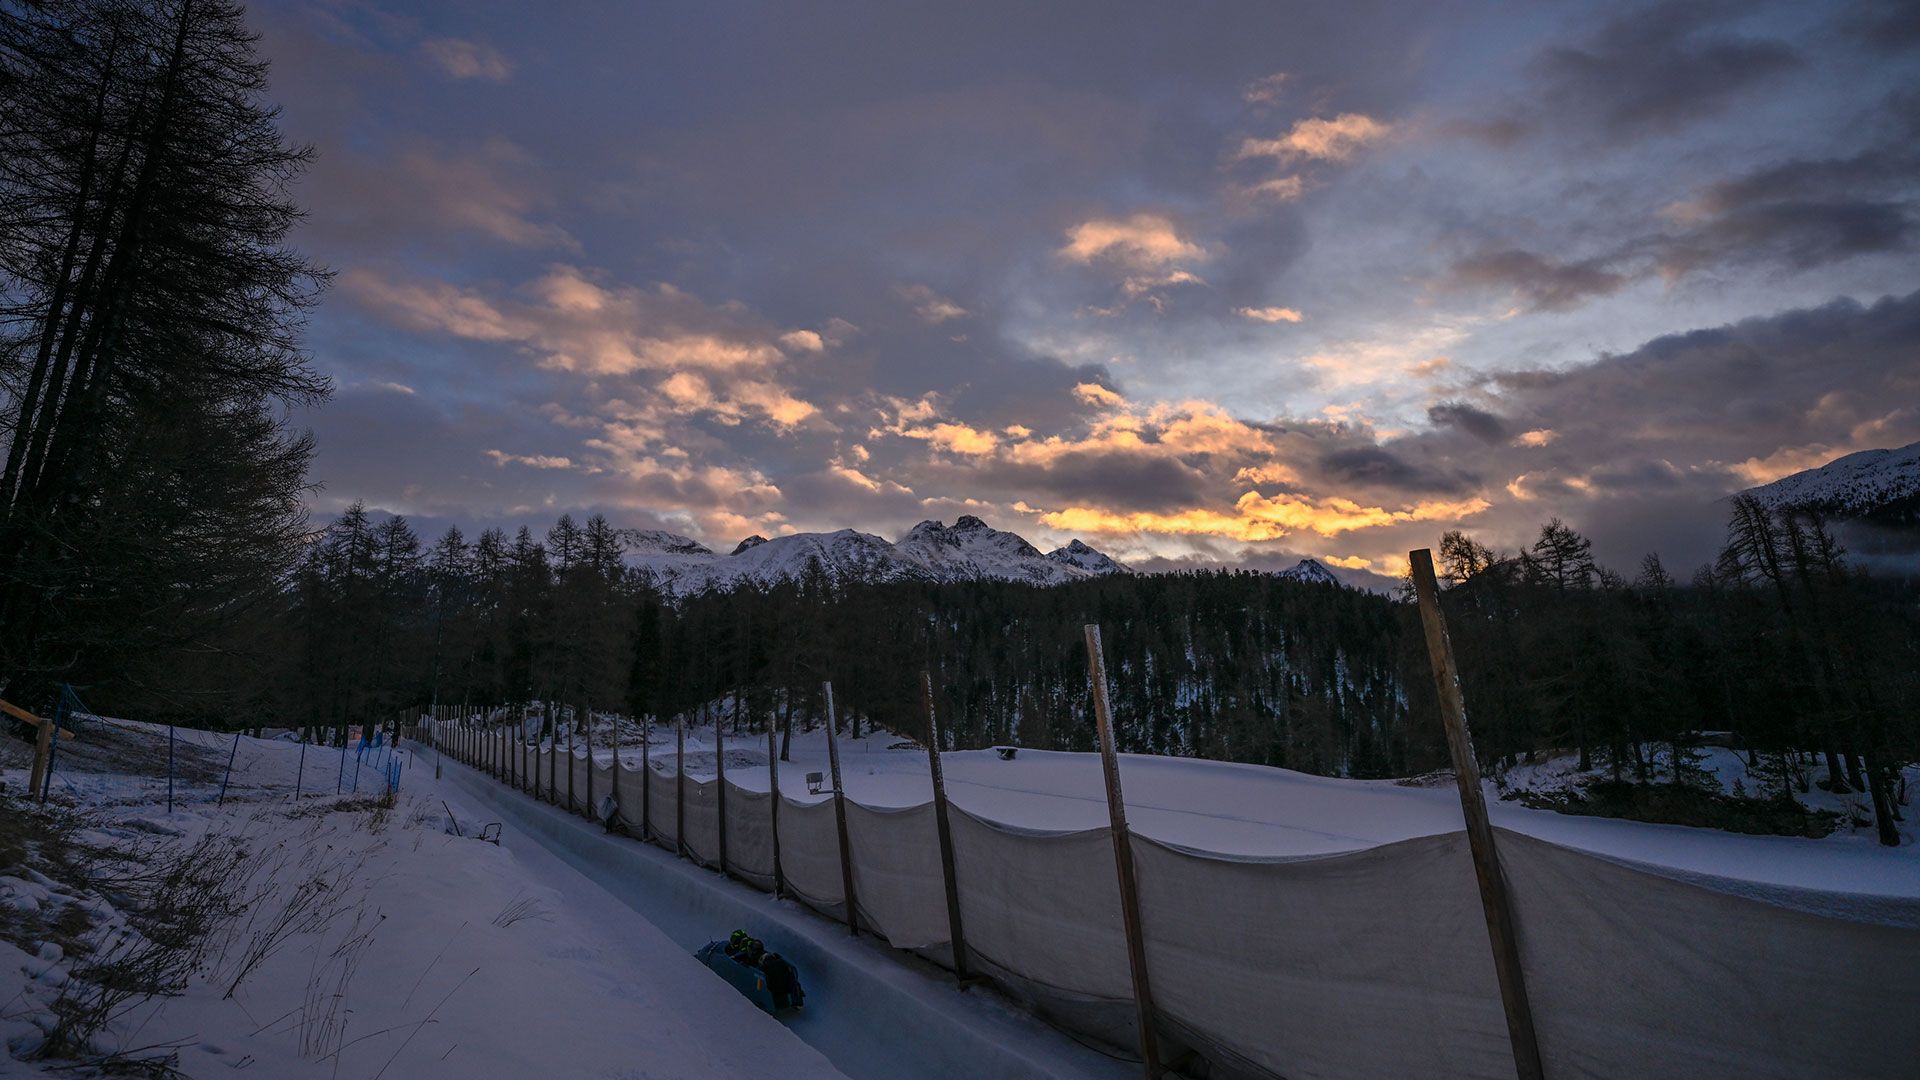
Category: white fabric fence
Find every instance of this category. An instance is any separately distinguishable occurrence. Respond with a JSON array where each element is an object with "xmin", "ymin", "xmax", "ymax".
[{"xmin": 428, "ymin": 720, "xmax": 1920, "ymax": 1080}]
